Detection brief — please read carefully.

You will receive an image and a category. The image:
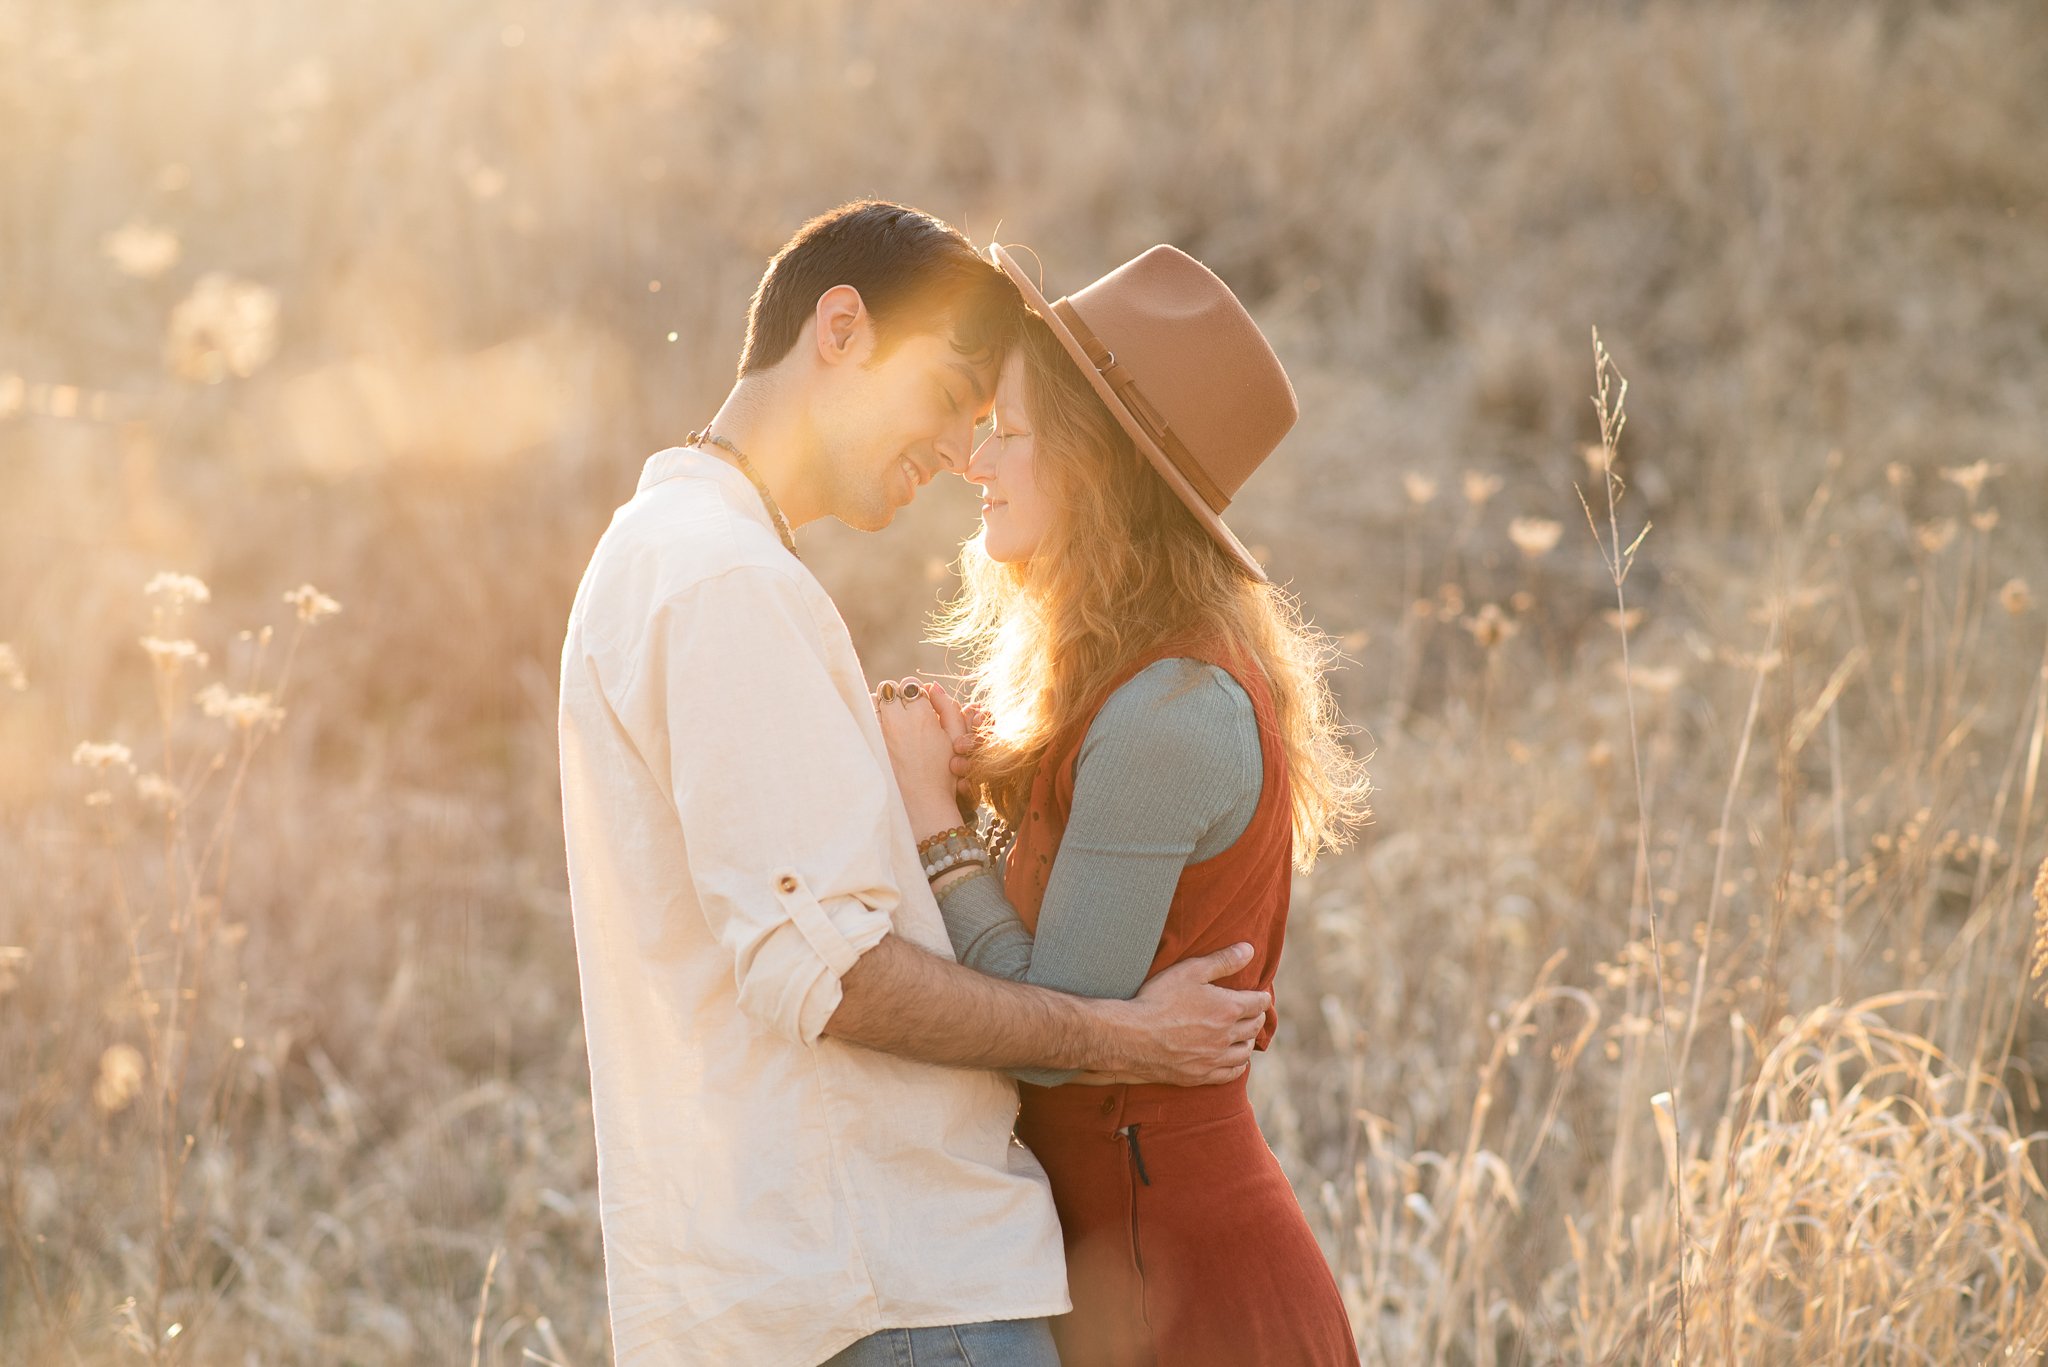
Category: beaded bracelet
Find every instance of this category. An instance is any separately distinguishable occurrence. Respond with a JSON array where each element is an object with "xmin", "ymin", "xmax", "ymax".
[
  {"xmin": 919, "ymin": 826, "xmax": 990, "ymax": 882},
  {"xmin": 932, "ymin": 863, "xmax": 994, "ymax": 895},
  {"xmin": 915, "ymin": 824, "xmax": 977, "ymax": 859}
]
